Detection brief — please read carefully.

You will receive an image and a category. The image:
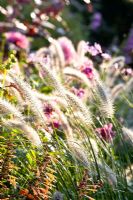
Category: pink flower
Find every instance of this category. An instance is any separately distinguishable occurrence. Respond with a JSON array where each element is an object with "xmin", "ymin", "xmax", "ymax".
[
  {"xmin": 94, "ymin": 43, "xmax": 102, "ymax": 54},
  {"xmin": 52, "ymin": 120, "xmax": 61, "ymax": 129},
  {"xmin": 96, "ymin": 123, "xmax": 115, "ymax": 142},
  {"xmin": 86, "ymin": 42, "xmax": 102, "ymax": 56},
  {"xmin": 43, "ymin": 104, "xmax": 53, "ymax": 118},
  {"xmin": 81, "ymin": 59, "xmax": 94, "ymax": 80},
  {"xmin": 71, "ymin": 87, "xmax": 85, "ymax": 99},
  {"xmin": 58, "ymin": 37, "xmax": 76, "ymax": 64},
  {"xmin": 121, "ymin": 68, "xmax": 133, "ymax": 76},
  {"xmin": 87, "ymin": 45, "xmax": 99, "ymax": 56},
  {"xmin": 85, "ymin": 42, "xmax": 111, "ymax": 61},
  {"xmin": 82, "ymin": 67, "xmax": 93, "ymax": 79},
  {"xmin": 101, "ymin": 53, "xmax": 111, "ymax": 60},
  {"xmin": 5, "ymin": 32, "xmax": 29, "ymax": 49}
]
